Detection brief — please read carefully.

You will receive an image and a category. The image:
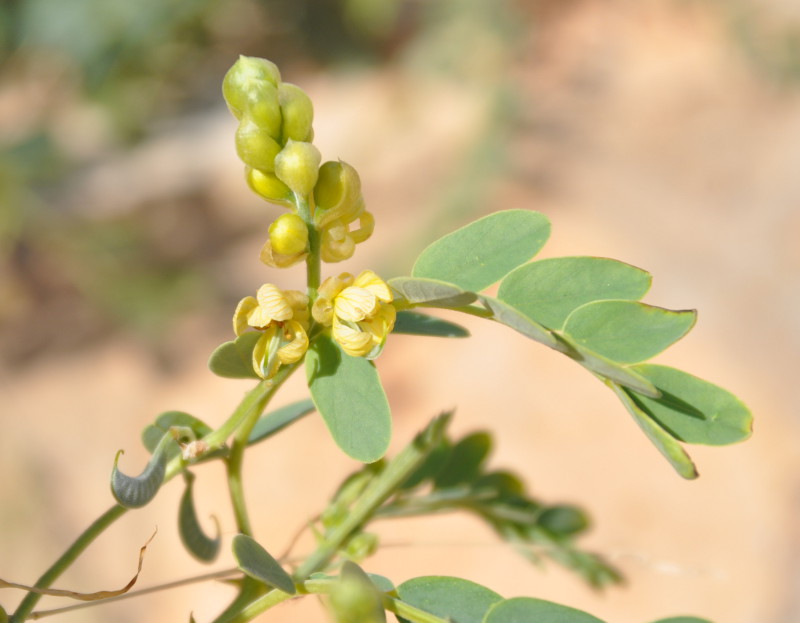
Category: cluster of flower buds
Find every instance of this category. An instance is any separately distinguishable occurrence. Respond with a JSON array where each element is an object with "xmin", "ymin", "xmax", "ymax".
[{"xmin": 223, "ymin": 55, "xmax": 374, "ymax": 266}]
